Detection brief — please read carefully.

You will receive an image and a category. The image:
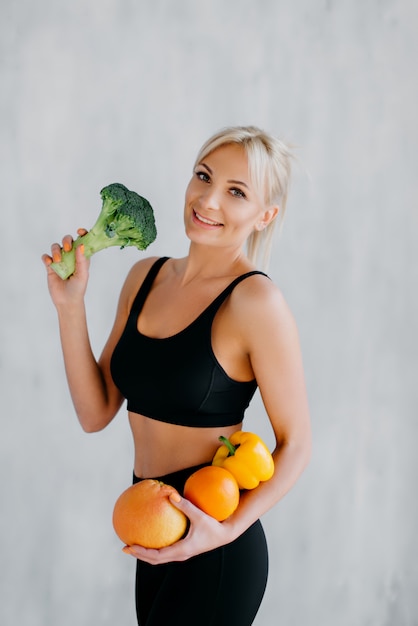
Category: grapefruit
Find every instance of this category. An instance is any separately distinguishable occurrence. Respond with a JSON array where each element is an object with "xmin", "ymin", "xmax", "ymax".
[{"xmin": 112, "ymin": 479, "xmax": 188, "ymax": 548}]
